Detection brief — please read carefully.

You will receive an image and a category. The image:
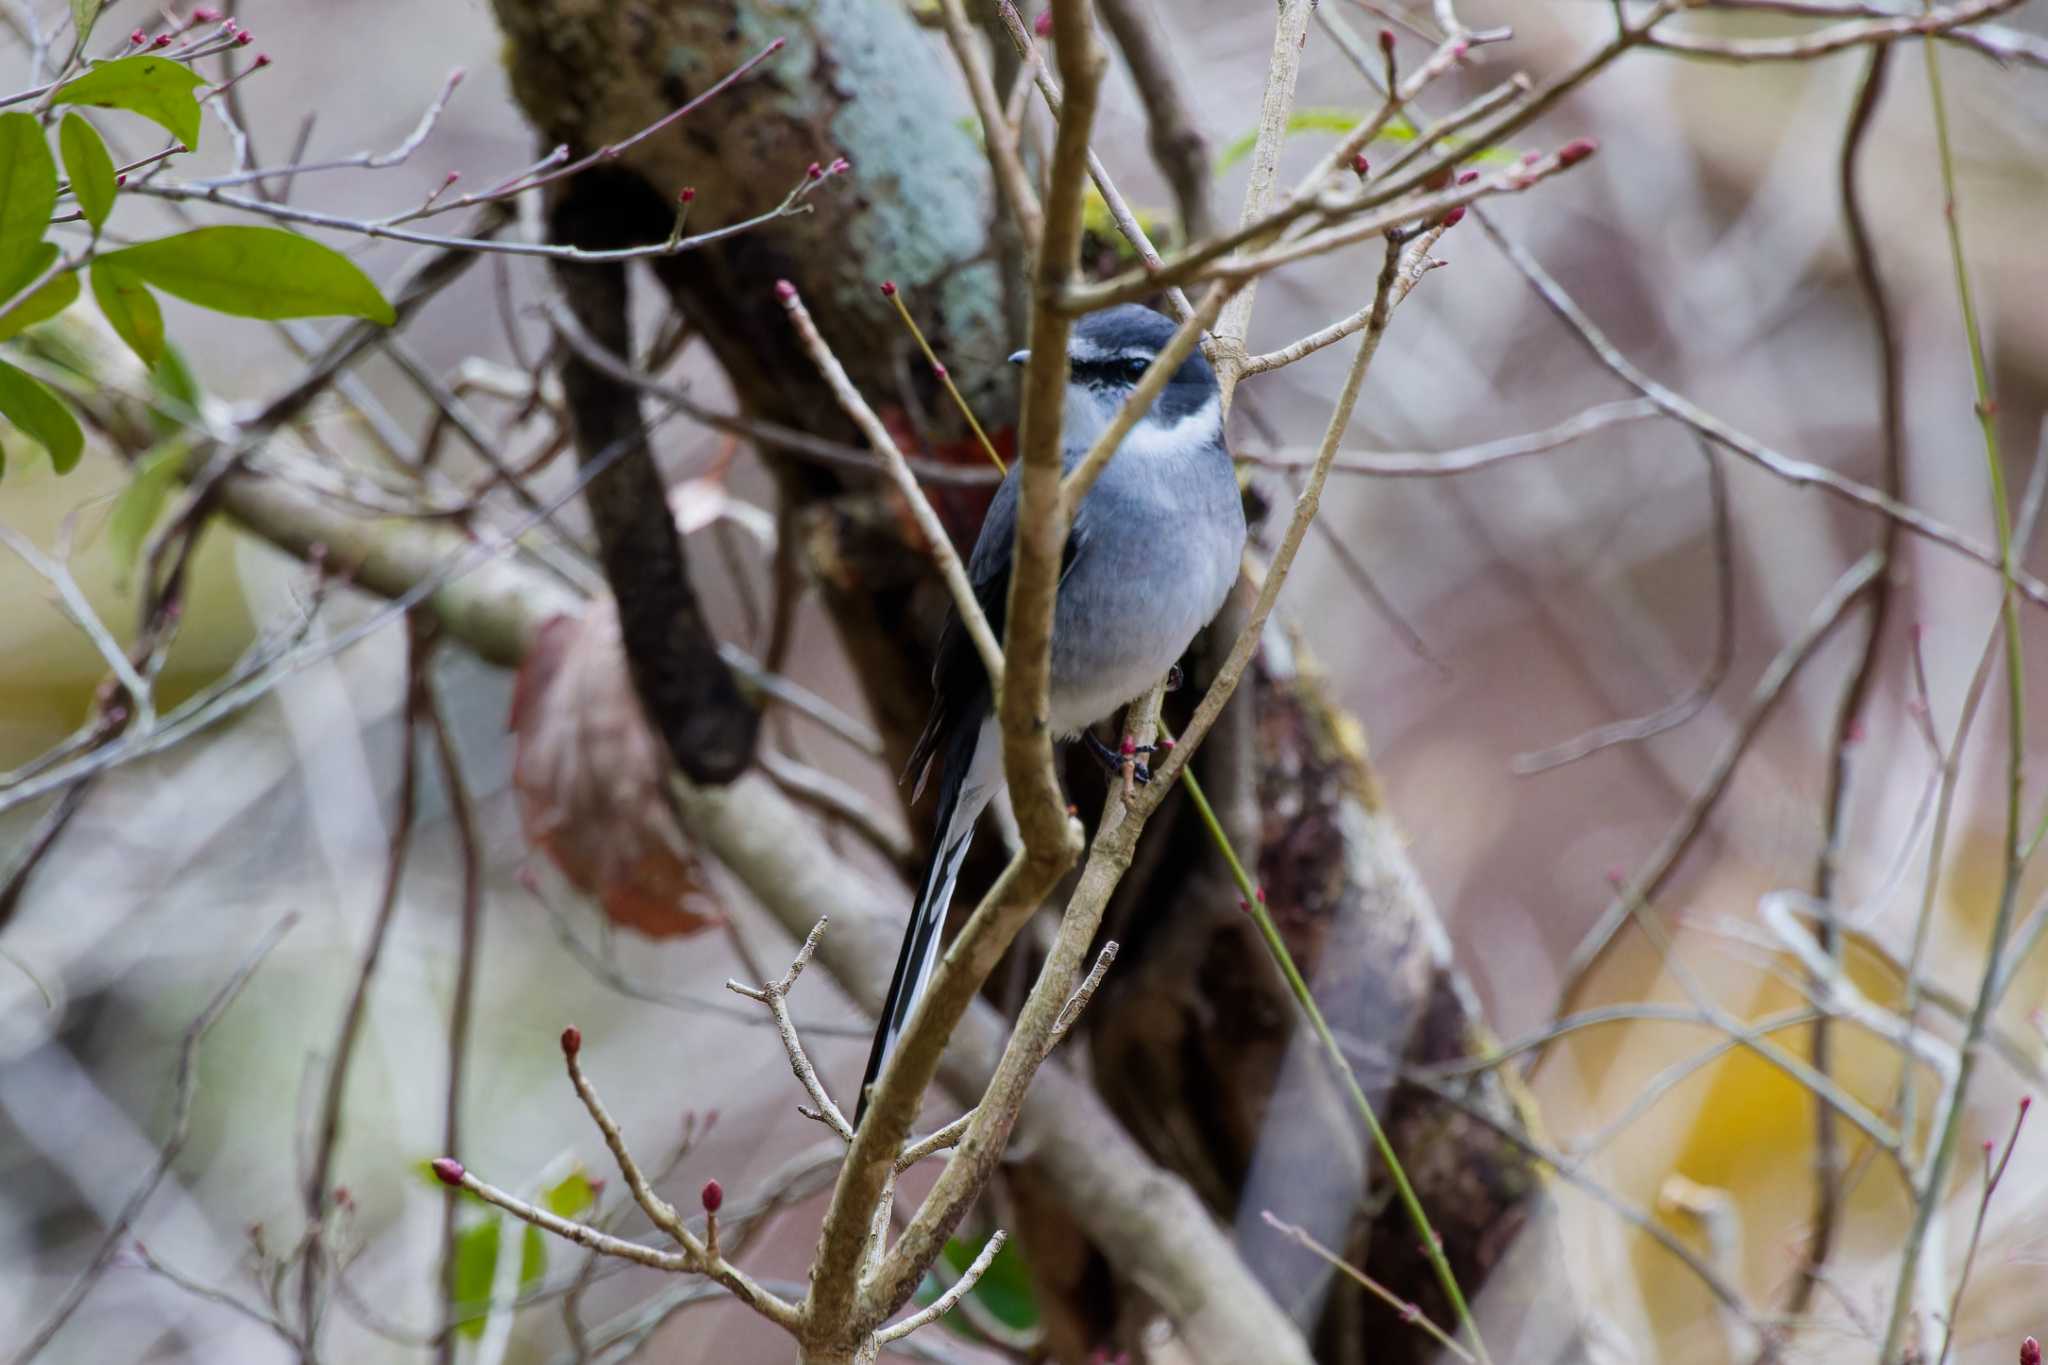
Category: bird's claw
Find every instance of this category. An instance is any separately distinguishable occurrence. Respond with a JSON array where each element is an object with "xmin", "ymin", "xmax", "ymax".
[{"xmin": 1084, "ymin": 731, "xmax": 1153, "ymax": 784}]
